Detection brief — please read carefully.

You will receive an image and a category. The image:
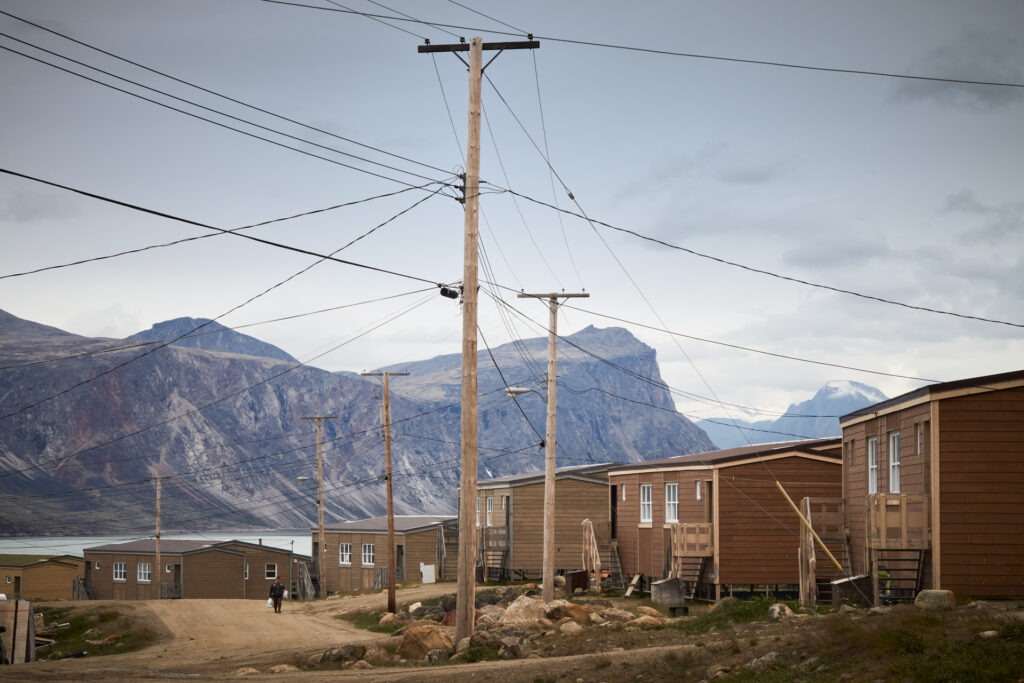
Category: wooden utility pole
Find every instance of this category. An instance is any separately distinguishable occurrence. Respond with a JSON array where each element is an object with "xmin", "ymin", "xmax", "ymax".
[
  {"xmin": 518, "ymin": 292, "xmax": 589, "ymax": 602},
  {"xmin": 419, "ymin": 34, "xmax": 539, "ymax": 643},
  {"xmin": 362, "ymin": 371, "xmax": 409, "ymax": 614},
  {"xmin": 154, "ymin": 476, "xmax": 163, "ymax": 599},
  {"xmin": 302, "ymin": 415, "xmax": 337, "ymax": 598}
]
